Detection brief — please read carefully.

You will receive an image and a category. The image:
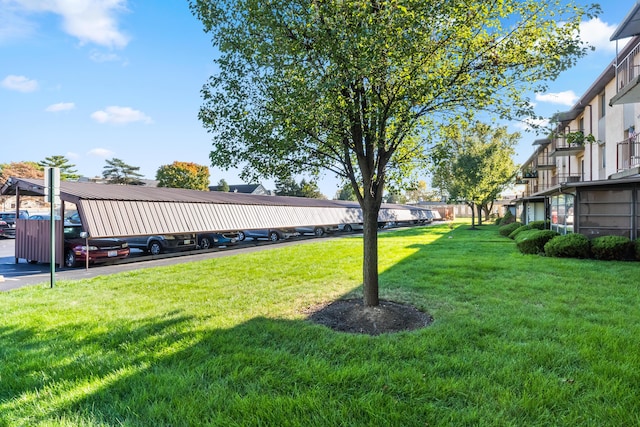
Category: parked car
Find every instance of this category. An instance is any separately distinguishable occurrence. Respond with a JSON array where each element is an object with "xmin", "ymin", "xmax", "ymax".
[
  {"xmin": 63, "ymin": 224, "xmax": 130, "ymax": 268},
  {"xmin": 28, "ymin": 214, "xmax": 62, "ymax": 220},
  {"xmin": 295, "ymin": 225, "xmax": 339, "ymax": 237},
  {"xmin": 0, "ymin": 218, "xmax": 14, "ymax": 238},
  {"xmin": 238, "ymin": 229, "xmax": 296, "ymax": 242},
  {"xmin": 0, "ymin": 211, "xmax": 29, "ymax": 238},
  {"xmin": 197, "ymin": 231, "xmax": 240, "ymax": 249},
  {"xmin": 338, "ymin": 223, "xmax": 364, "ymax": 232},
  {"xmin": 123, "ymin": 234, "xmax": 197, "ymax": 255}
]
